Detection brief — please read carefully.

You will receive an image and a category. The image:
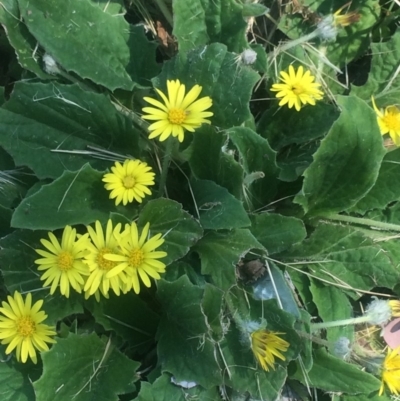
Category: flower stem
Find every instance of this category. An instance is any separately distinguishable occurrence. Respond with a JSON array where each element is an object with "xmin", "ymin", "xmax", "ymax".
[
  {"xmin": 320, "ymin": 213, "xmax": 400, "ymax": 232},
  {"xmin": 310, "ymin": 315, "xmax": 370, "ymax": 331},
  {"xmin": 158, "ymin": 138, "xmax": 174, "ymax": 196},
  {"xmin": 269, "ymin": 30, "xmax": 319, "ymax": 59}
]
